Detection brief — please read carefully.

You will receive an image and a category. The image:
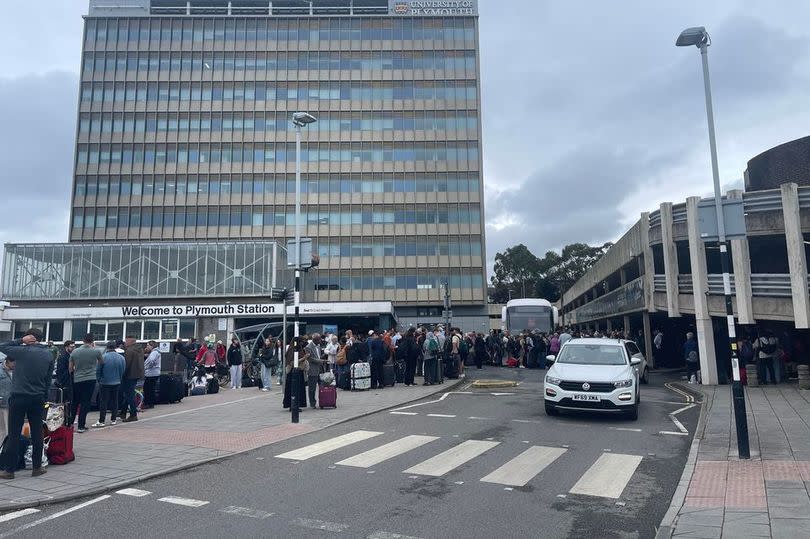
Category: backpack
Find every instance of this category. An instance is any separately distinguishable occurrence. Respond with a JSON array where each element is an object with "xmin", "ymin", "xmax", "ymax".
[
  {"xmin": 427, "ymin": 337, "xmax": 439, "ymax": 352},
  {"xmin": 760, "ymin": 337, "xmax": 777, "ymax": 355},
  {"xmin": 459, "ymin": 340, "xmax": 468, "ymax": 355}
]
